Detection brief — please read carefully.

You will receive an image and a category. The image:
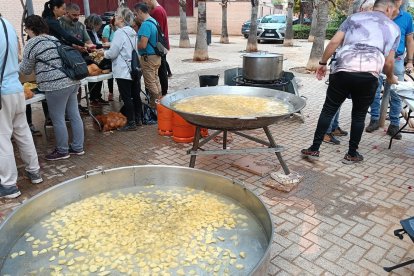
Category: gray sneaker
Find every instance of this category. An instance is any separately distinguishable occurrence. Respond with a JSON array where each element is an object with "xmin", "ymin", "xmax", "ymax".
[
  {"xmin": 365, "ymin": 120, "xmax": 380, "ymax": 133},
  {"xmin": 387, "ymin": 125, "xmax": 402, "ymax": 140},
  {"xmin": 0, "ymin": 185, "xmax": 21, "ymax": 199},
  {"xmin": 26, "ymin": 170, "xmax": 44, "ymax": 184}
]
